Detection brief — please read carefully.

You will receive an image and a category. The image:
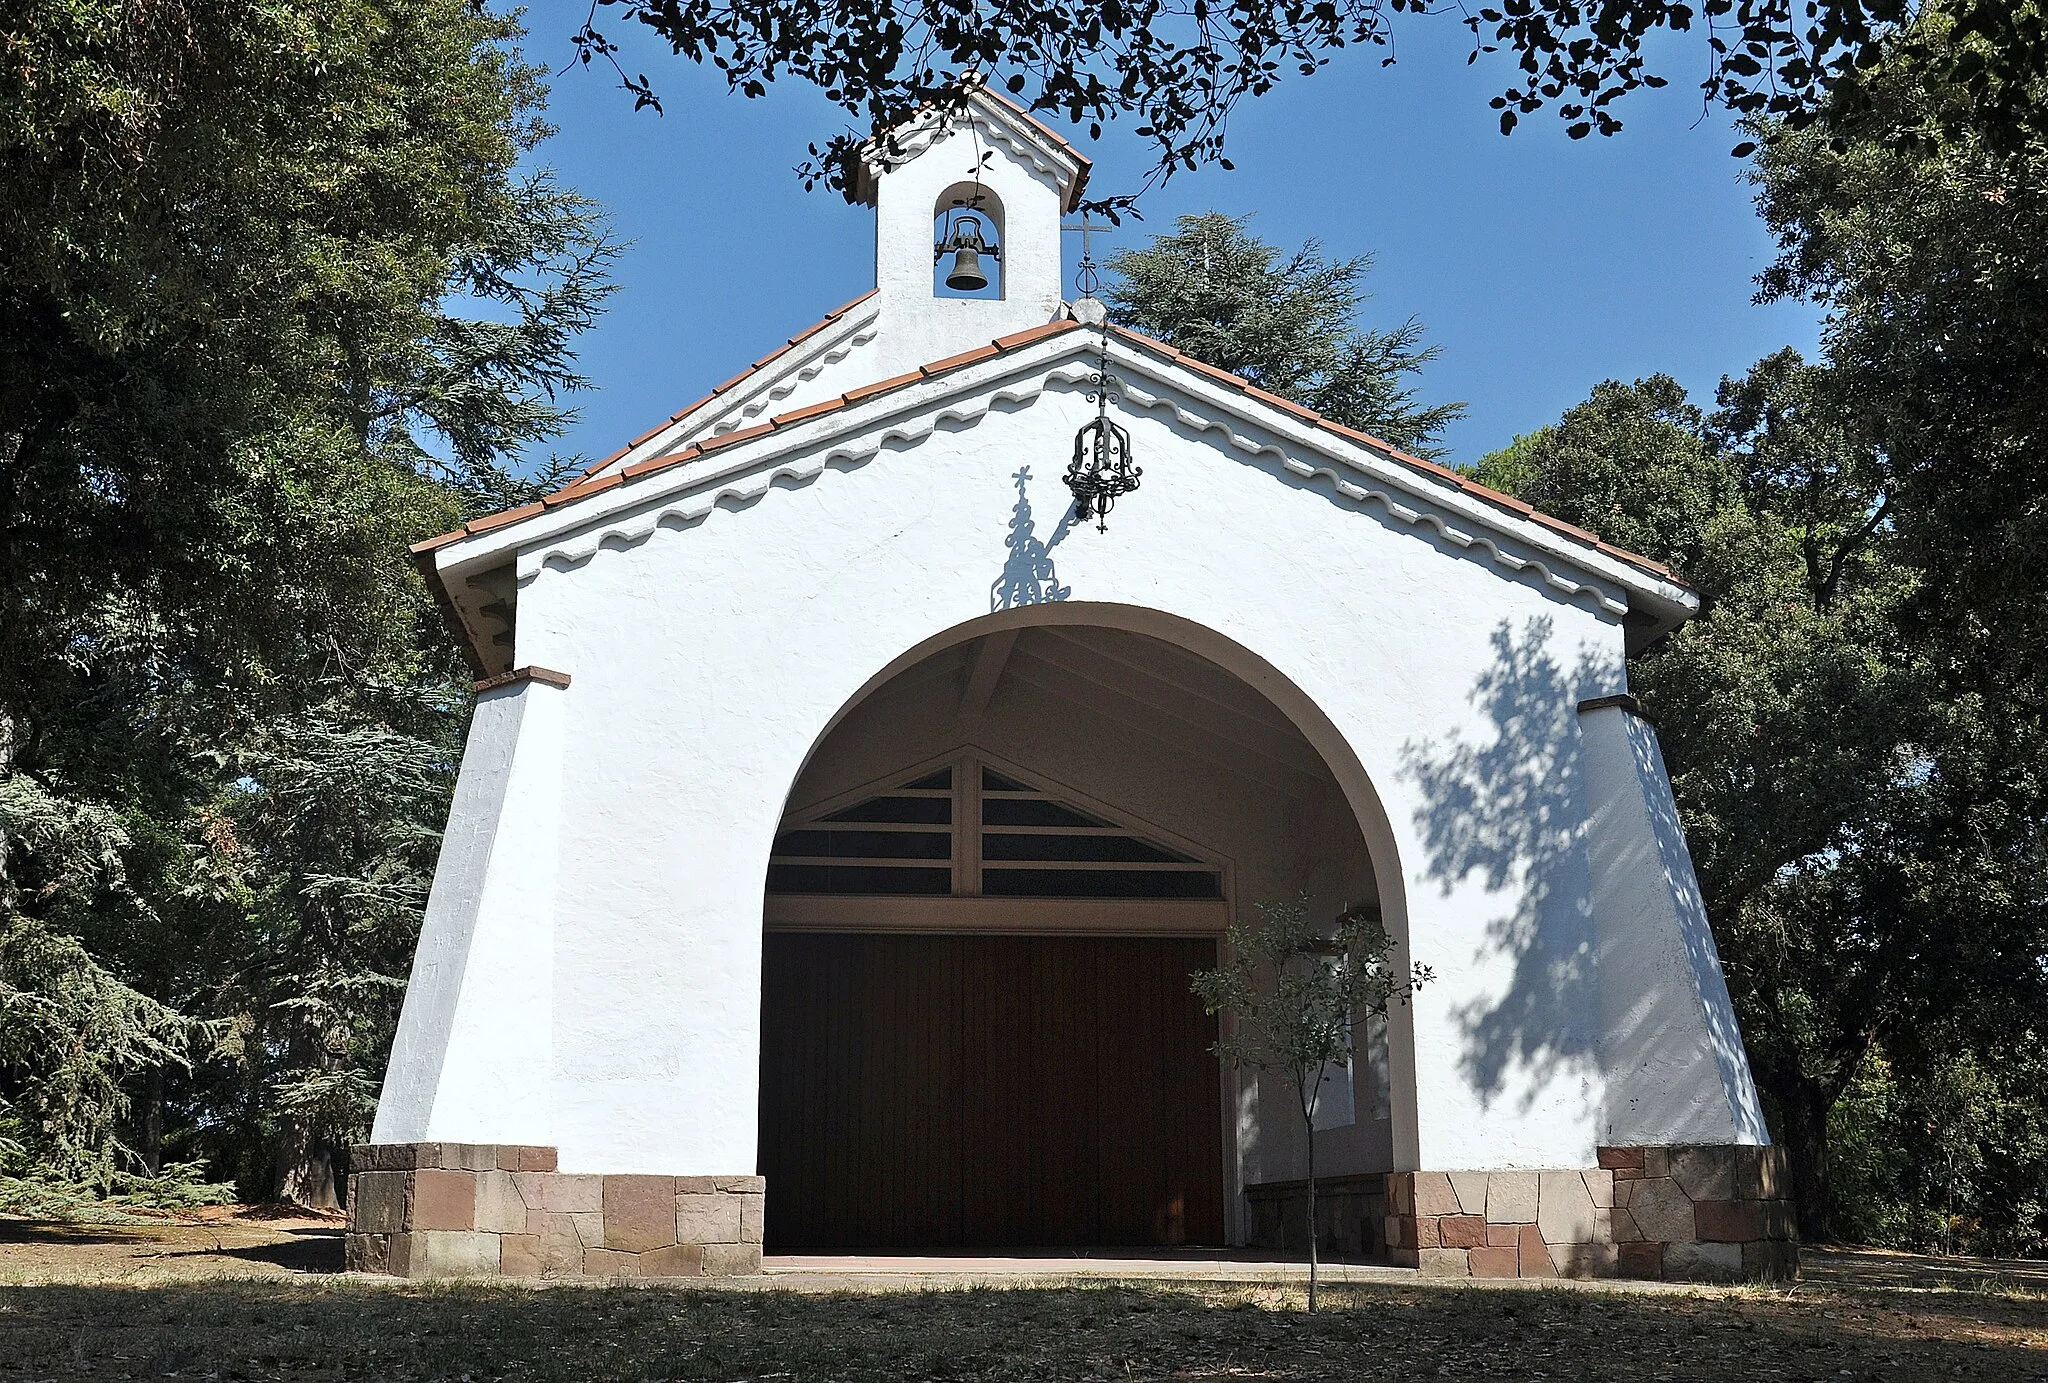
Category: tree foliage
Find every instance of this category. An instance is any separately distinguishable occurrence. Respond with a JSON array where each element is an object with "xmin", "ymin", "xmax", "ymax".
[
  {"xmin": 1107, "ymin": 213, "xmax": 1464, "ymax": 457},
  {"xmin": 1467, "ymin": 31, "xmax": 2048, "ymax": 1244},
  {"xmin": 0, "ymin": 0, "xmax": 612, "ymax": 1205},
  {"xmin": 574, "ymin": 0, "xmax": 2048, "ymax": 211}
]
